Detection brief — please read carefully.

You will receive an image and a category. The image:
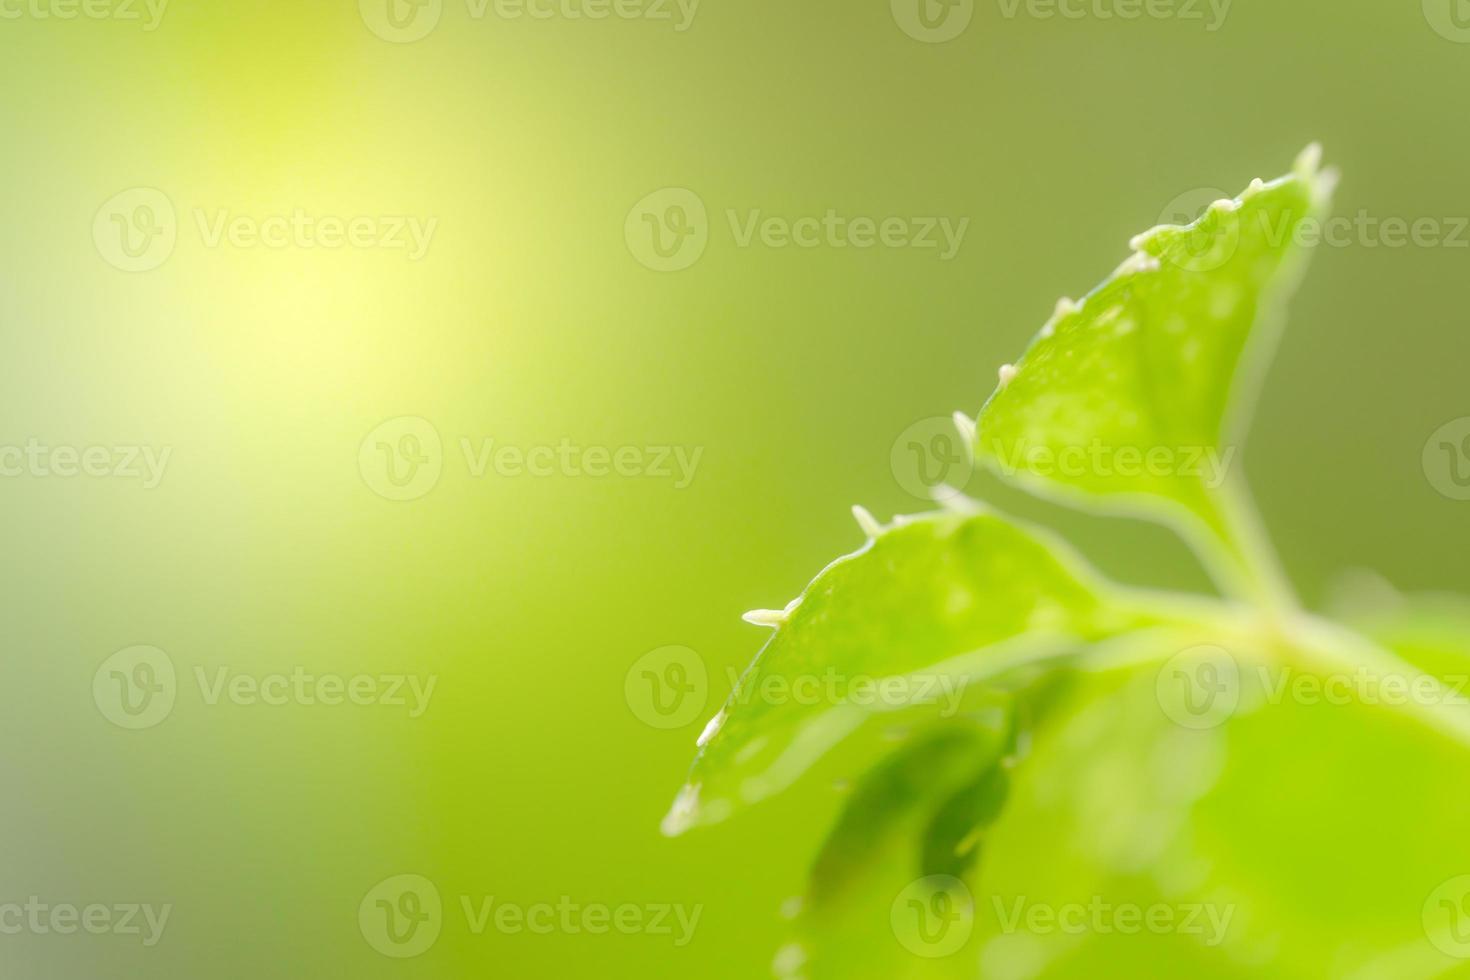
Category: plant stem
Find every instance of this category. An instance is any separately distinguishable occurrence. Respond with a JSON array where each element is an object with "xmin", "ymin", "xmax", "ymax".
[
  {"xmin": 1189, "ymin": 470, "xmax": 1299, "ymax": 625},
  {"xmin": 1288, "ymin": 612, "xmax": 1470, "ymax": 751}
]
